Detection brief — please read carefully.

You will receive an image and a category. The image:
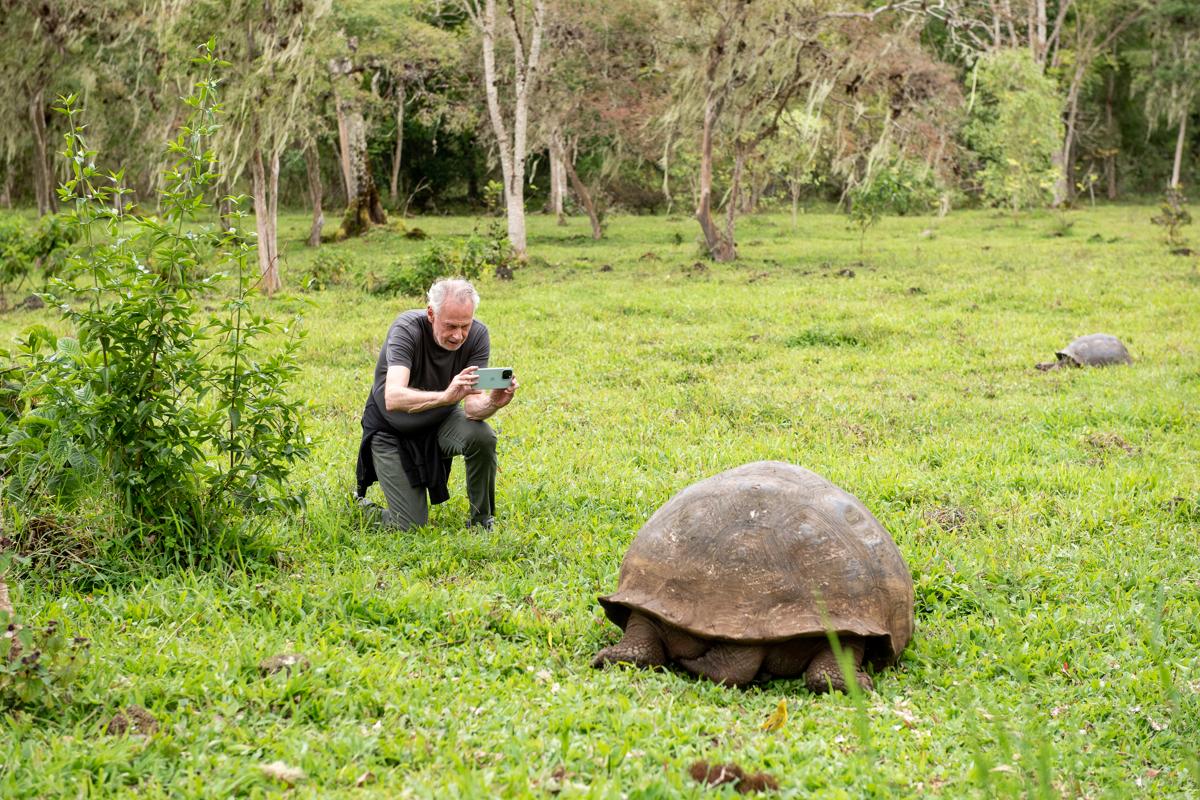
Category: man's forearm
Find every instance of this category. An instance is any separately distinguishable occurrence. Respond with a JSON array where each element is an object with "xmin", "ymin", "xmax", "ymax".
[
  {"xmin": 385, "ymin": 386, "xmax": 448, "ymax": 413},
  {"xmin": 464, "ymin": 393, "xmax": 498, "ymax": 421}
]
